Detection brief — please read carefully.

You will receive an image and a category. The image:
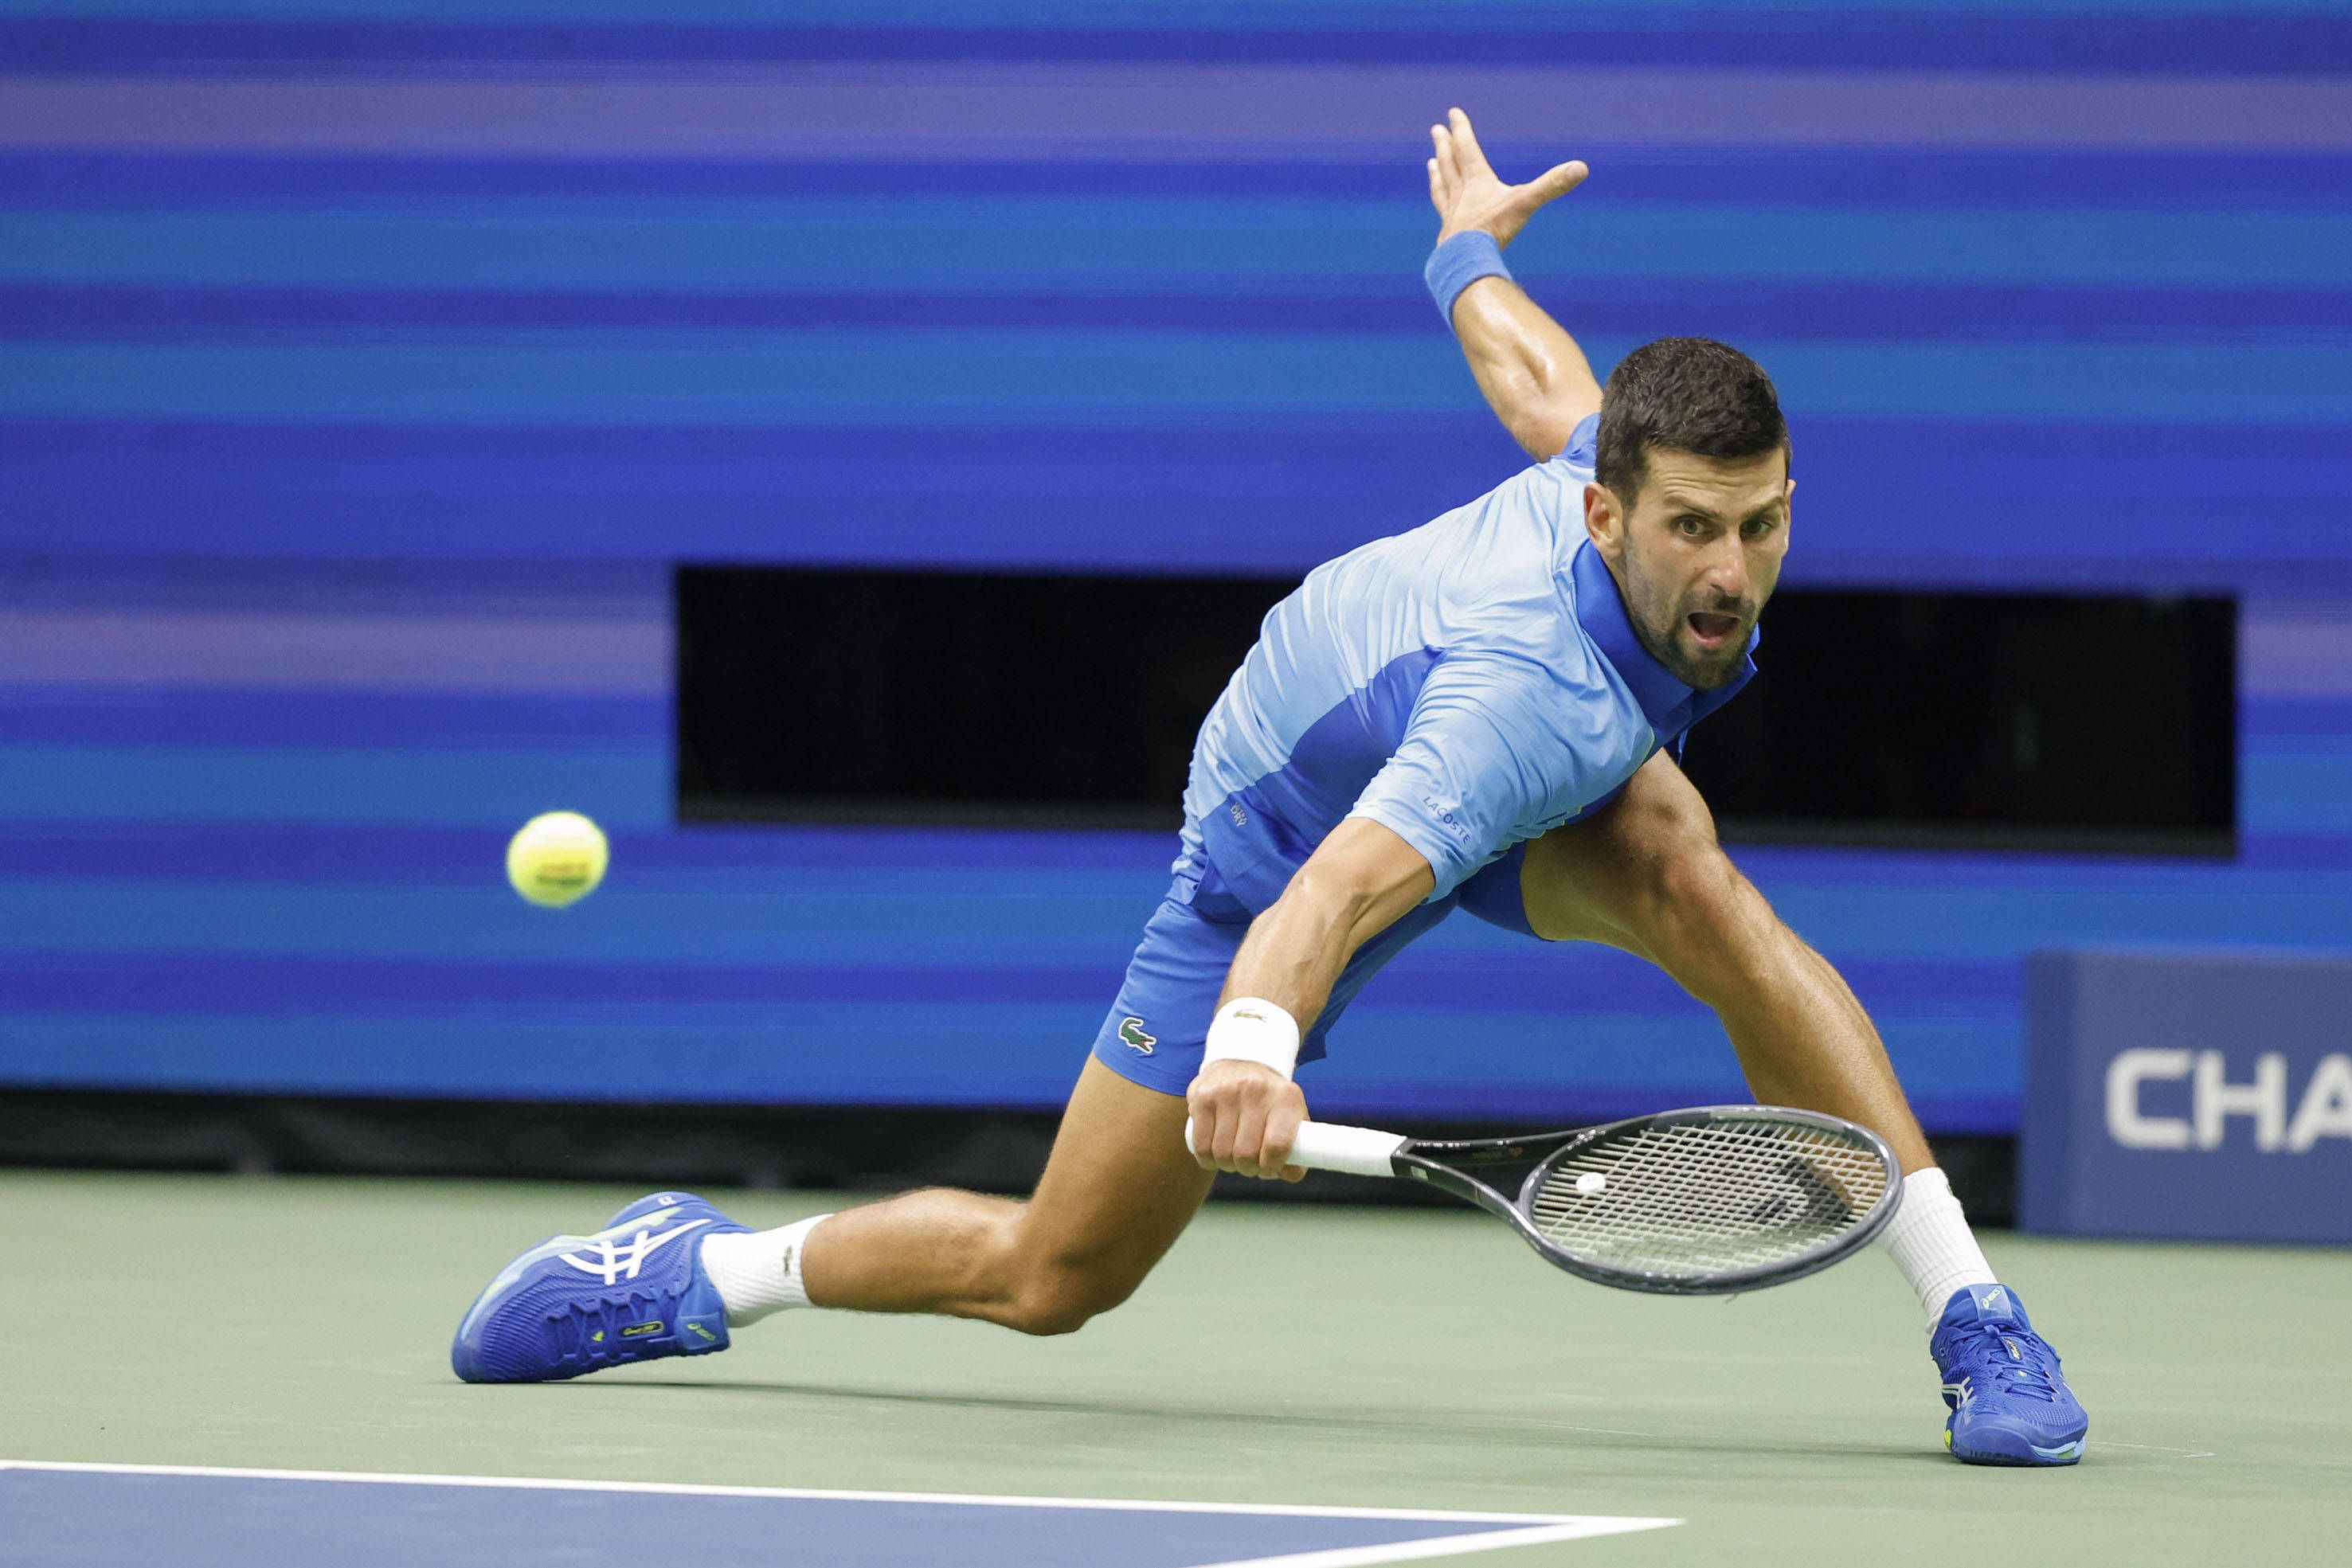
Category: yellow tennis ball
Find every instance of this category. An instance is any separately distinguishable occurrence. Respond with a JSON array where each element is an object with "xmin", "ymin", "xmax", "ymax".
[{"xmin": 506, "ymin": 811, "xmax": 608, "ymax": 908}]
